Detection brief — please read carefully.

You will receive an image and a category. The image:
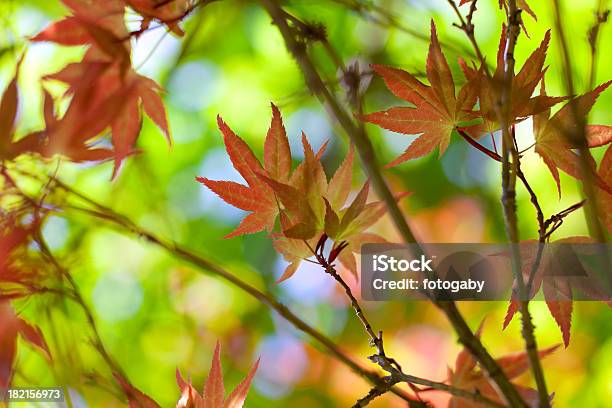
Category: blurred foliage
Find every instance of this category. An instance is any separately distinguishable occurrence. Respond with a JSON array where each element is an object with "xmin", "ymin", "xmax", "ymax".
[{"xmin": 1, "ymin": 0, "xmax": 611, "ymax": 407}]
